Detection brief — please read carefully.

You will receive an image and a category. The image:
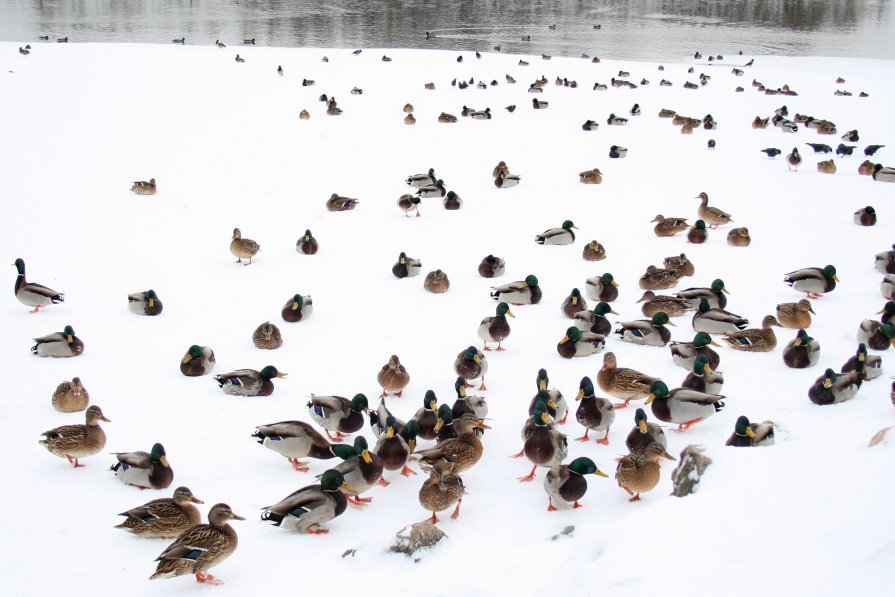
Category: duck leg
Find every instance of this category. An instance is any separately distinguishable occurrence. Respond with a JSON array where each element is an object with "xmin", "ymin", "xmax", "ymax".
[
  {"xmin": 613, "ymin": 399, "xmax": 631, "ymax": 409},
  {"xmin": 425, "ymin": 511, "xmax": 438, "ymax": 523},
  {"xmin": 597, "ymin": 429, "xmax": 610, "ymax": 445},
  {"xmin": 65, "ymin": 454, "xmax": 85, "ymax": 468},
  {"xmin": 573, "ymin": 500, "xmax": 584, "ymax": 508},
  {"xmin": 377, "ymin": 477, "xmax": 391, "ymax": 487},
  {"xmin": 509, "ymin": 446, "xmax": 525, "ymax": 458},
  {"xmin": 517, "ymin": 465, "xmax": 538, "ymax": 482},
  {"xmin": 324, "ymin": 429, "xmax": 346, "ymax": 442},
  {"xmin": 495, "ymin": 342, "xmax": 505, "ymax": 352},
  {"xmin": 347, "ymin": 496, "xmax": 372, "ymax": 506},
  {"xmin": 196, "ymin": 572, "xmax": 223, "ymax": 585},
  {"xmin": 450, "ymin": 498, "xmax": 462, "ymax": 519},
  {"xmin": 288, "ymin": 458, "xmax": 310, "ymax": 472},
  {"xmin": 547, "ymin": 497, "xmax": 558, "ymax": 512},
  {"xmin": 677, "ymin": 417, "xmax": 703, "ymax": 431},
  {"xmin": 574, "ymin": 429, "xmax": 590, "ymax": 442},
  {"xmin": 559, "ymin": 410, "xmax": 568, "ymax": 424},
  {"xmin": 30, "ymin": 305, "xmax": 42, "ymax": 313},
  {"xmin": 478, "ymin": 377, "xmax": 487, "ymax": 391},
  {"xmin": 483, "ymin": 341, "xmax": 492, "ymax": 351},
  {"xmin": 628, "ymin": 493, "xmax": 641, "ymax": 502},
  {"xmin": 400, "ymin": 464, "xmax": 417, "ymax": 476},
  {"xmin": 304, "ymin": 526, "xmax": 330, "ymax": 535}
]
